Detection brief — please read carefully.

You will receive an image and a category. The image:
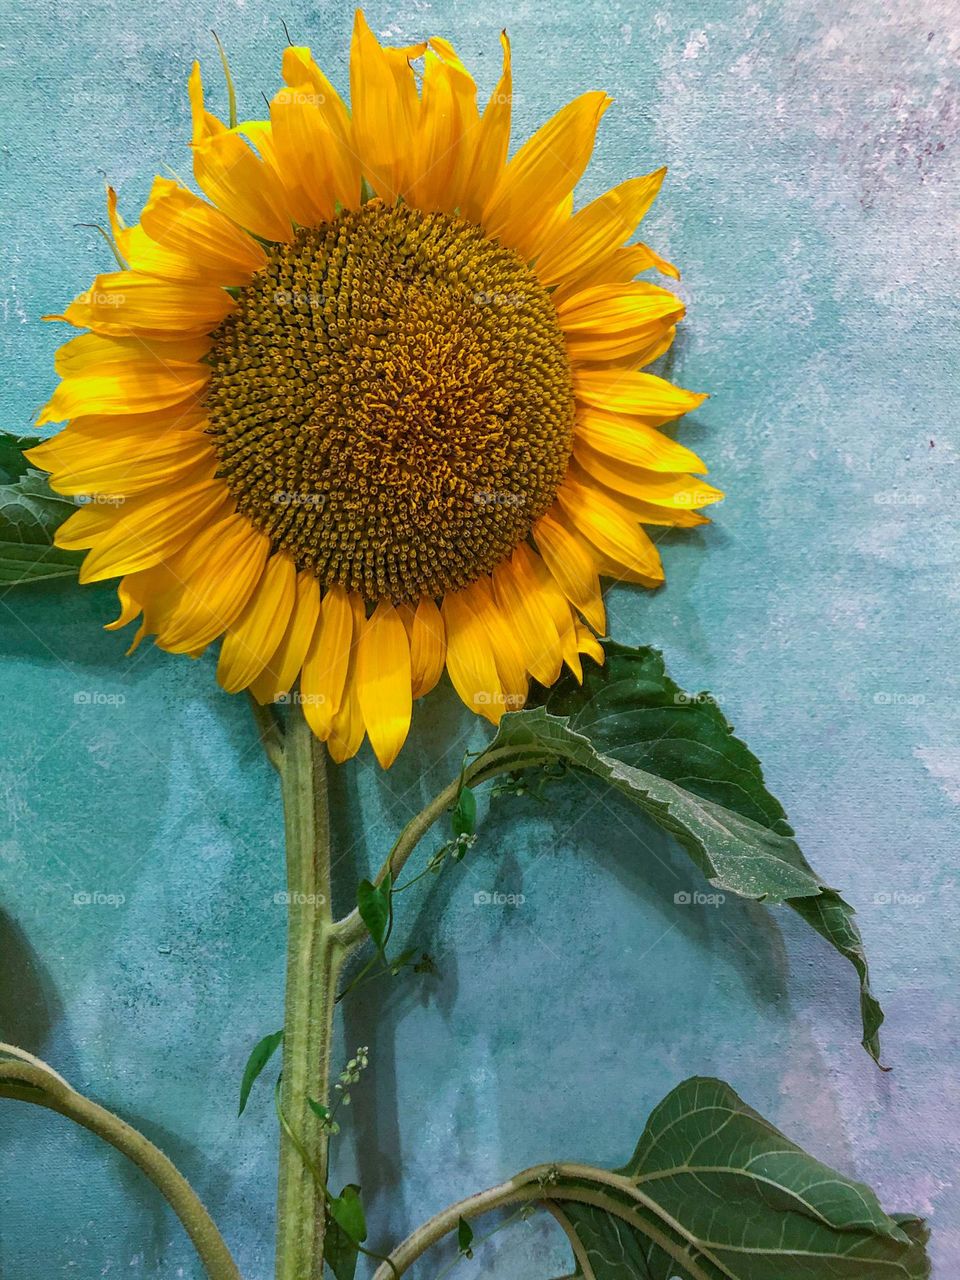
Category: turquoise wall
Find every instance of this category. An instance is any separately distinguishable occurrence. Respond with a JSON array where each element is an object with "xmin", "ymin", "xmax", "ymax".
[{"xmin": 1, "ymin": 1, "xmax": 957, "ymax": 1275}]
